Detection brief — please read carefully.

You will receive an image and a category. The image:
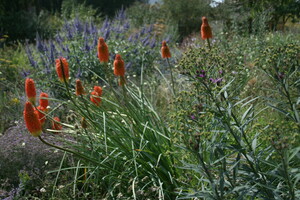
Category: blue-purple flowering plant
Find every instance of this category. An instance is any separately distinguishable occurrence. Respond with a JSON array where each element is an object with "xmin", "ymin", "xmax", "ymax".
[{"xmin": 25, "ymin": 8, "xmax": 175, "ymax": 92}]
